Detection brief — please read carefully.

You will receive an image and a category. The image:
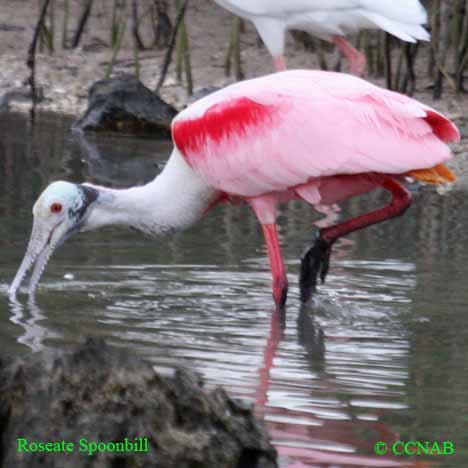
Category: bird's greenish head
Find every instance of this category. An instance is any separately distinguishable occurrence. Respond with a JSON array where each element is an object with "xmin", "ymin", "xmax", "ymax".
[{"xmin": 9, "ymin": 181, "xmax": 98, "ymax": 297}]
